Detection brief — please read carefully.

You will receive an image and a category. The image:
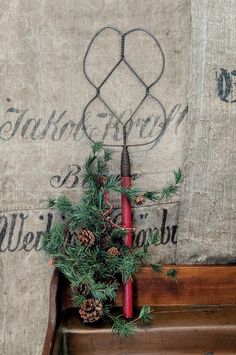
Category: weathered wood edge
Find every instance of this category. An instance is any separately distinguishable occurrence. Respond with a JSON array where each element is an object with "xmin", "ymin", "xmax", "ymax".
[{"xmin": 42, "ymin": 268, "xmax": 59, "ymax": 355}]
